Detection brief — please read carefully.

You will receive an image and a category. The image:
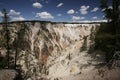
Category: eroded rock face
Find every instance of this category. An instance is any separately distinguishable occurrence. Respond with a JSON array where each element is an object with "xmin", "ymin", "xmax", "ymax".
[{"xmin": 0, "ymin": 21, "xmax": 100, "ymax": 80}]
